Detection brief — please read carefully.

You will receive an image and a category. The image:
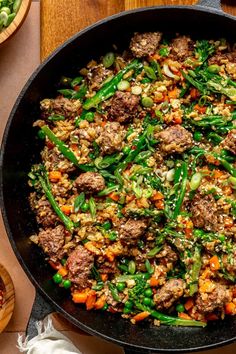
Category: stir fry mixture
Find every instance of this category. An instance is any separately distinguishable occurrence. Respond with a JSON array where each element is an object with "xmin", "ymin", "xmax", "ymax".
[{"xmin": 29, "ymin": 32, "xmax": 236, "ymax": 327}]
